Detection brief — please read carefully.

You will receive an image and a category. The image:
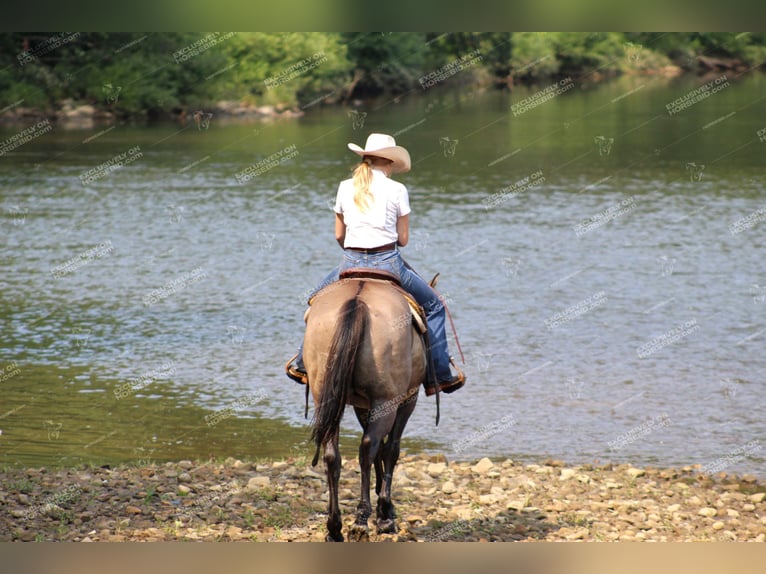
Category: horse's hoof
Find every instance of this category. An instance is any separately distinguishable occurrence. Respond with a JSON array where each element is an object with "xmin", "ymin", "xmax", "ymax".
[
  {"xmin": 325, "ymin": 532, "xmax": 345, "ymax": 542},
  {"xmin": 347, "ymin": 522, "xmax": 370, "ymax": 542},
  {"xmin": 376, "ymin": 518, "xmax": 398, "ymax": 534}
]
